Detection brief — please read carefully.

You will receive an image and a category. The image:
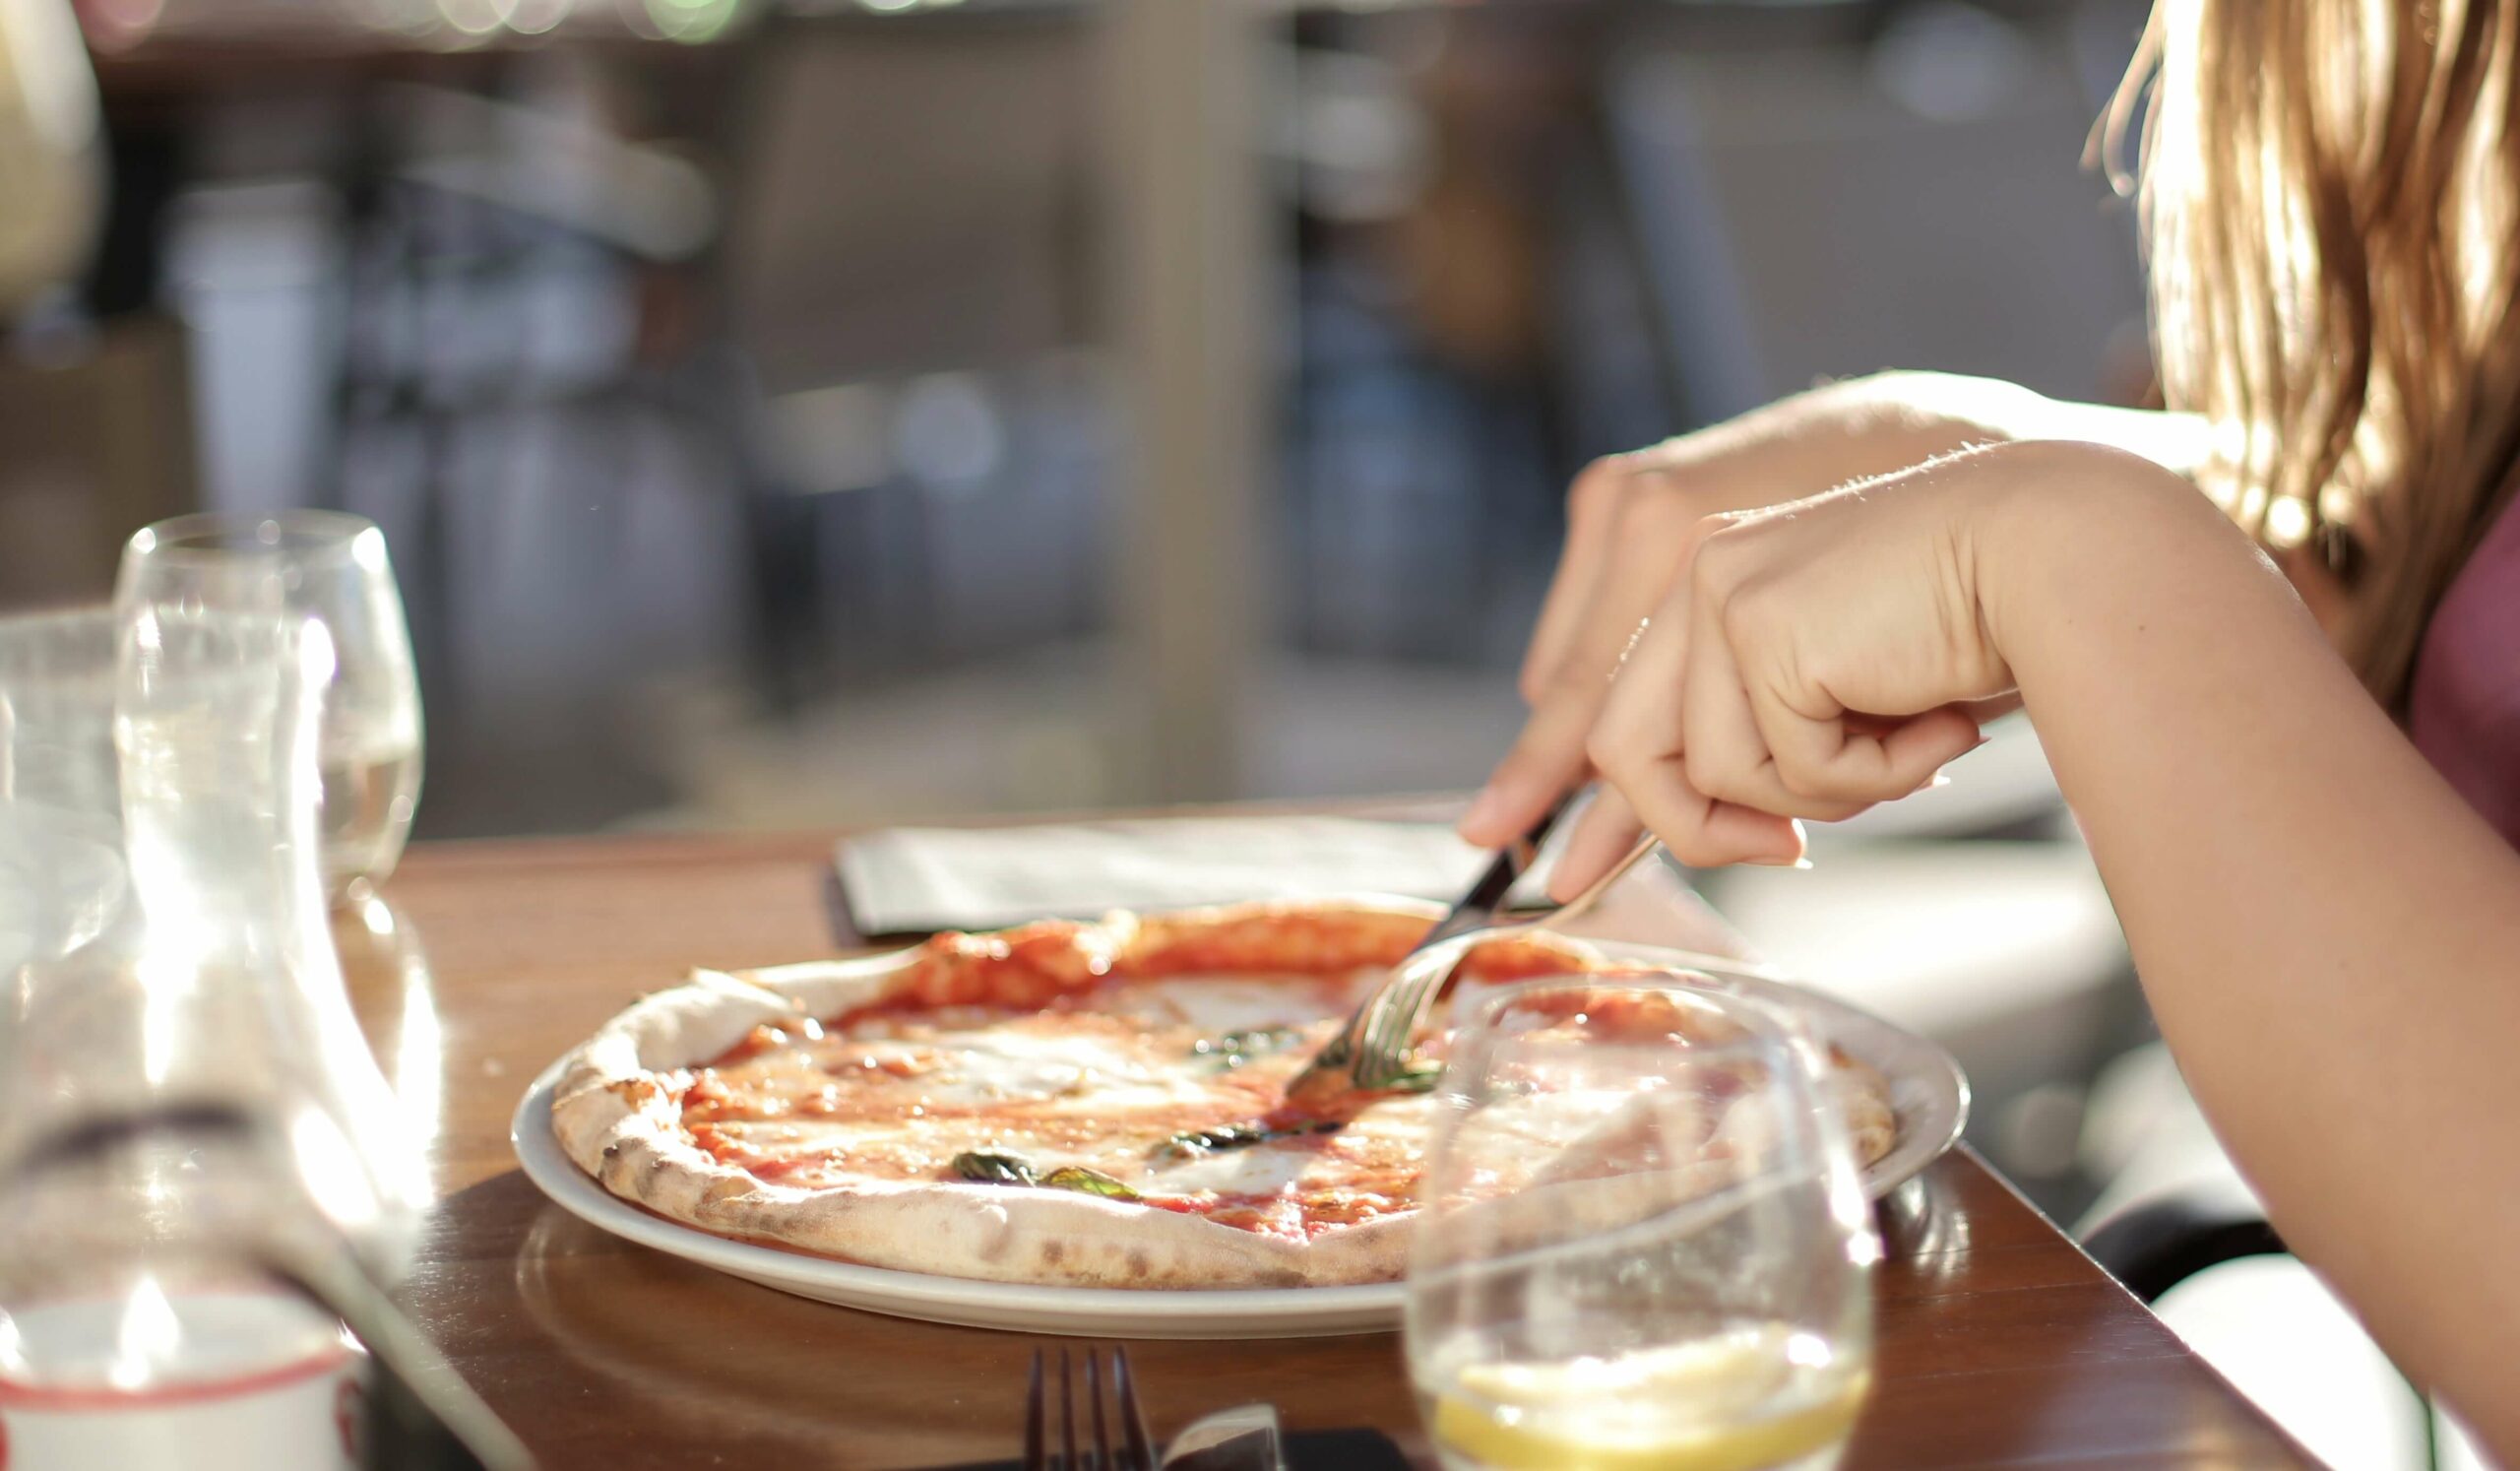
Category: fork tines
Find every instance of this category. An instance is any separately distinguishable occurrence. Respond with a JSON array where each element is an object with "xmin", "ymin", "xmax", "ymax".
[{"xmin": 1024, "ymin": 1345, "xmax": 1158, "ymax": 1471}]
